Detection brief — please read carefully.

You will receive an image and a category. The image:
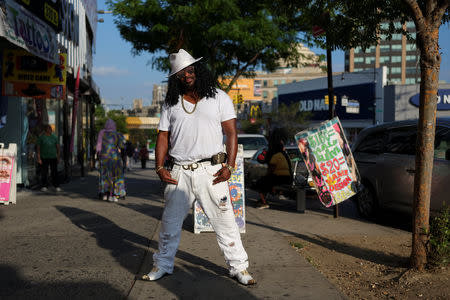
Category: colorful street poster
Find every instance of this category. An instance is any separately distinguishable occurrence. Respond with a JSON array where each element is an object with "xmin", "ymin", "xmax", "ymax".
[
  {"xmin": 295, "ymin": 117, "xmax": 360, "ymax": 207},
  {"xmin": 2, "ymin": 50, "xmax": 66, "ymax": 99},
  {"xmin": 194, "ymin": 144, "xmax": 246, "ymax": 234},
  {"xmin": 0, "ymin": 155, "xmax": 14, "ymax": 203}
]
